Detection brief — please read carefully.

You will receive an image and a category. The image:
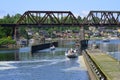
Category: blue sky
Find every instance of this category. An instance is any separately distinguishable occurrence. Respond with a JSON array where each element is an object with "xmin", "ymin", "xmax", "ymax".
[{"xmin": 0, "ymin": 0, "xmax": 120, "ymax": 18}]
